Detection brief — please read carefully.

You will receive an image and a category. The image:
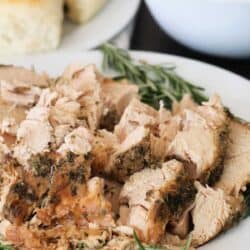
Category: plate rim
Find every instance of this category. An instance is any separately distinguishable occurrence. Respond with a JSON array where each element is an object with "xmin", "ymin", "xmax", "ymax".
[
  {"xmin": 130, "ymin": 50, "xmax": 250, "ymax": 82},
  {"xmin": 60, "ymin": 0, "xmax": 141, "ymax": 50},
  {"xmin": 6, "ymin": 49, "xmax": 249, "ymax": 83}
]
